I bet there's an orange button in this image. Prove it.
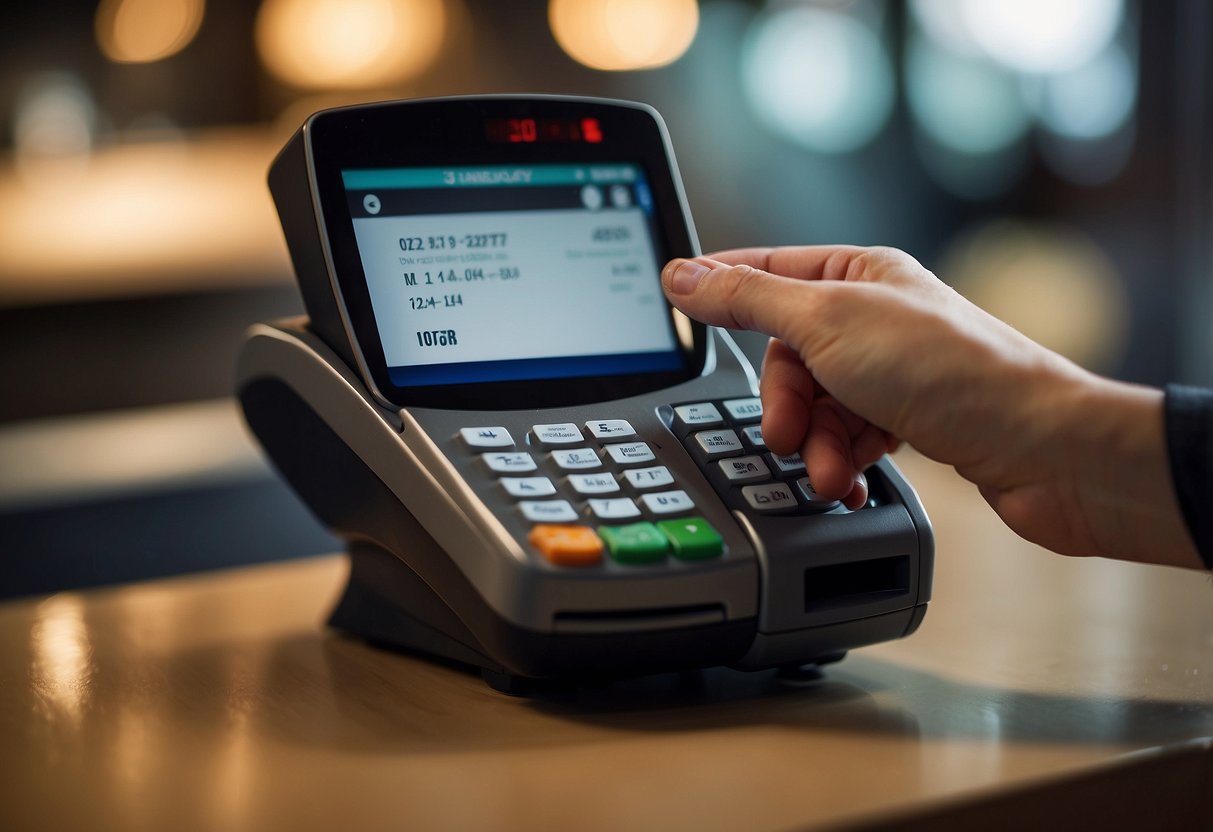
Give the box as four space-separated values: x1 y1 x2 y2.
528 524 603 567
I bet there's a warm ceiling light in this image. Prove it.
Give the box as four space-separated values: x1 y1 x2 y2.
96 0 205 64
255 0 446 90
548 0 699 72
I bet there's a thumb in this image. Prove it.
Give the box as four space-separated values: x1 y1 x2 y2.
661 257 812 340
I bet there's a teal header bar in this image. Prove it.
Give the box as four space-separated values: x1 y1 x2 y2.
342 163 638 190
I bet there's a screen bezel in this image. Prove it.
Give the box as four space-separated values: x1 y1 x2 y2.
303 96 707 411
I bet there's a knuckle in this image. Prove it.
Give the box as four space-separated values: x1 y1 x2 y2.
717 263 761 289
850 246 922 283
845 249 882 282
713 263 766 329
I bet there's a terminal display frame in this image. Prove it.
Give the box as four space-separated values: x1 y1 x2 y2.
301 96 709 411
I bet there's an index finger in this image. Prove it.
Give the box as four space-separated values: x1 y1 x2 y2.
708 245 870 281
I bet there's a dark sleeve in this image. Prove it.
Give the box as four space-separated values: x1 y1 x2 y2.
1164 384 1213 569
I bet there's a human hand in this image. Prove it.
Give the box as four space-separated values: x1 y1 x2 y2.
662 245 1201 568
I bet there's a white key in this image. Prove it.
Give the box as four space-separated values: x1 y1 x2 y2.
768 452 807 474
673 402 724 428
589 498 641 520
741 483 797 513
717 455 770 483
585 419 636 440
723 397 763 421
795 477 840 510
460 426 513 448
692 429 743 459
501 476 556 497
532 423 584 445
740 425 765 449
520 500 578 523
483 452 536 473
640 490 694 515
568 472 620 495
605 441 656 464
623 466 675 489
551 448 601 470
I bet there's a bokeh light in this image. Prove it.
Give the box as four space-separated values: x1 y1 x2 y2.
1025 42 1137 141
941 220 1130 371
13 74 96 187
0 130 286 303
255 0 446 90
740 6 894 154
548 0 699 72
905 34 1031 157
912 136 1030 201
961 0 1124 75
1036 125 1136 187
909 0 979 57
95 0 205 64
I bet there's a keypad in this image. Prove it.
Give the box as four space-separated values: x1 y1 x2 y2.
458 414 724 569
456 396 841 569
671 398 841 517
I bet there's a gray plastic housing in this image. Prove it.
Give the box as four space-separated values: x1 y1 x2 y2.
237 319 934 678
248 95 933 680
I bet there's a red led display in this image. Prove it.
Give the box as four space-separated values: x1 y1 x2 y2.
580 117 603 143
485 117 605 144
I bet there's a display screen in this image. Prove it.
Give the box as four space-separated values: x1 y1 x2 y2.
342 162 682 389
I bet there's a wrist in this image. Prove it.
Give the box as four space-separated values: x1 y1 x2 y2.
1058 373 1202 568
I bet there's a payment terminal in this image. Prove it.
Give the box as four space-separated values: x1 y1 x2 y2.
237 96 933 692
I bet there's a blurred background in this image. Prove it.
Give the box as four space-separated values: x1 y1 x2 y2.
0 0 1209 598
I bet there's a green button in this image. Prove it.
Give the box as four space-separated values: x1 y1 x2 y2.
657 517 724 561
598 522 669 564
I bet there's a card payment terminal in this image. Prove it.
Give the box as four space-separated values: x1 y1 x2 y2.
237 96 933 692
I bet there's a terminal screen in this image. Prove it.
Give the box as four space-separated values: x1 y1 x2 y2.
342 163 682 389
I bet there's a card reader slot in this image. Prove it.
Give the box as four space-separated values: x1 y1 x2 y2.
553 604 724 635
743 502 921 633
804 555 910 611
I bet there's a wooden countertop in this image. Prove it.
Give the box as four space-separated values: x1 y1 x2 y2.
2 451 1211 831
